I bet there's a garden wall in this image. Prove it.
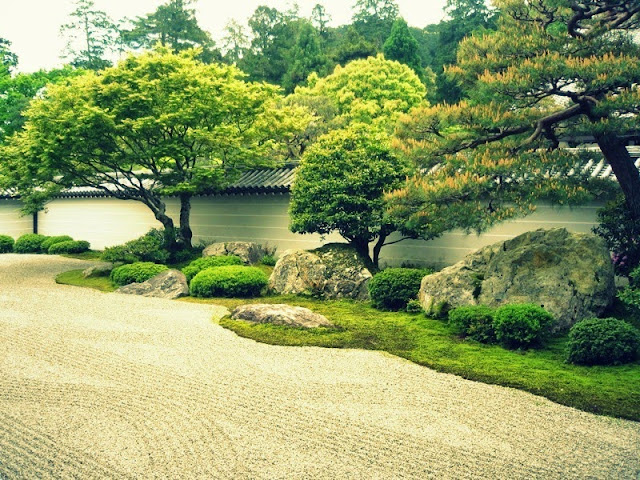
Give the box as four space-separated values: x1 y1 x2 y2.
0 200 33 238
32 193 603 268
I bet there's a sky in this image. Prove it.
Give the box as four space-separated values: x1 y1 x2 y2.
0 0 448 73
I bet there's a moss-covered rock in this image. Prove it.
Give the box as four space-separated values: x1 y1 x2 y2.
268 243 372 300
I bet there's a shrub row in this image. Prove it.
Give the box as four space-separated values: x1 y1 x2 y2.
2 233 90 254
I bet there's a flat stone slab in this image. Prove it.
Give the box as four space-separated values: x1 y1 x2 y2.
231 303 334 328
116 269 189 299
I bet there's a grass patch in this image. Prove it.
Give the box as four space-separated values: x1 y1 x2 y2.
55 269 640 421
55 269 116 292
60 250 104 261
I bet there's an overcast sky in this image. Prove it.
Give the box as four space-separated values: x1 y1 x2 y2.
1 0 448 73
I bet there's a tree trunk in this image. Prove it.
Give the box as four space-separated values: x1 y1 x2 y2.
372 232 388 270
178 193 193 249
143 195 178 251
351 237 373 267
595 133 640 221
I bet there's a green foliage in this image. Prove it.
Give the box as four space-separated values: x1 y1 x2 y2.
593 195 640 277
261 254 277 267
189 265 268 298
48 240 90 254
110 262 169 286
0 235 14 253
383 18 423 80
102 231 170 264
297 54 426 130
567 318 640 366
618 266 640 314
282 21 331 93
331 26 377 66
60 0 118 70
493 304 555 349
289 125 409 264
368 267 428 311
182 255 243 282
41 235 74 251
14 234 49 253
389 0 640 241
448 305 496 343
405 299 424 313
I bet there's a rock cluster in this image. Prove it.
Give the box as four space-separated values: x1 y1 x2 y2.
268 244 372 300
115 269 189 299
419 228 615 330
202 242 267 265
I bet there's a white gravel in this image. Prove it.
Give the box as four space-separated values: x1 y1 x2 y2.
0 254 638 479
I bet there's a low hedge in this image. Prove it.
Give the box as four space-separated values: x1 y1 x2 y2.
48 240 90 254
14 234 49 253
182 255 243 282
110 262 169 286
448 305 496 343
567 317 640 366
190 265 268 298
369 268 432 311
493 303 555 349
41 235 74 251
0 235 14 253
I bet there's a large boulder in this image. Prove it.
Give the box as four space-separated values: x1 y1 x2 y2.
269 244 373 300
115 269 189 299
231 304 334 328
419 228 615 331
202 241 266 265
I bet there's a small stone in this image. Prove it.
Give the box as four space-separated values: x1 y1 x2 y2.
115 269 189 299
231 304 334 328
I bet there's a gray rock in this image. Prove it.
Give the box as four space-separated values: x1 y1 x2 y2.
82 262 118 278
269 244 372 300
231 303 334 328
115 269 189 299
202 241 266 265
419 228 615 330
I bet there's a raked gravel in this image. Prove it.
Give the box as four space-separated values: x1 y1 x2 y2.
0 254 638 479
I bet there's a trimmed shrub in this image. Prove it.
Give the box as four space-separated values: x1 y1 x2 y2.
493 304 555 349
190 266 268 298
261 254 277 266
405 299 424 314
102 230 170 264
567 317 640 366
368 268 432 311
182 255 243 282
48 240 90 254
14 234 49 253
110 262 169 286
0 235 14 253
41 235 74 251
448 305 496 343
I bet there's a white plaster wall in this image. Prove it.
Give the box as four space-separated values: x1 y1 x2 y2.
0 200 33 239
36 194 603 268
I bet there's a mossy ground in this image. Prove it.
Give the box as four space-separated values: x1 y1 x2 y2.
57 267 640 421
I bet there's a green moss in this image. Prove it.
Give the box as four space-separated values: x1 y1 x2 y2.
55 269 116 292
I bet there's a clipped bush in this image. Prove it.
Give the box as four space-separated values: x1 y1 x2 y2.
448 305 496 343
110 262 169 286
190 266 268 298
41 235 74 252
14 233 49 253
182 255 243 282
0 235 14 253
48 240 90 254
368 268 432 311
102 230 170 264
567 317 640 366
493 303 555 349
261 254 277 266
405 299 424 314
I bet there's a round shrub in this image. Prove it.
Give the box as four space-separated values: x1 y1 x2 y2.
14 234 49 253
48 240 90 254
190 266 268 298
492 303 555 349
0 235 14 253
110 262 169 286
368 268 432 311
566 317 640 366
406 299 424 314
448 305 496 343
41 235 74 252
182 255 243 282
261 254 277 266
